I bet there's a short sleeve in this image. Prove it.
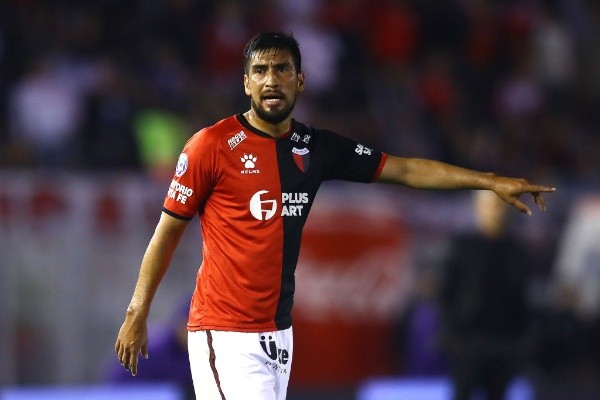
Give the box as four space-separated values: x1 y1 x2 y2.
162 129 219 220
320 130 387 183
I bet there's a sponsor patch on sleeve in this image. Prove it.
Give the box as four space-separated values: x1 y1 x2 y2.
175 153 188 177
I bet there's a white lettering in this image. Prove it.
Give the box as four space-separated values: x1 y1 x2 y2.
176 194 187 204
250 191 311 219
228 131 247 150
281 192 309 204
281 205 304 216
168 180 194 204
355 143 373 156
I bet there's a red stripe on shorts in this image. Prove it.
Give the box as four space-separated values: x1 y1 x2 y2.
206 330 227 400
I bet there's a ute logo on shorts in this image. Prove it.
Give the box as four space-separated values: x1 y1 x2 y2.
260 335 289 365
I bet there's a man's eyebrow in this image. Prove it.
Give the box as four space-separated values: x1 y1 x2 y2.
250 61 293 70
250 62 268 69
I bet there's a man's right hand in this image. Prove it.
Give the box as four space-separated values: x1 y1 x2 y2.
114 307 149 376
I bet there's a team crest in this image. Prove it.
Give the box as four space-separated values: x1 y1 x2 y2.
292 147 310 172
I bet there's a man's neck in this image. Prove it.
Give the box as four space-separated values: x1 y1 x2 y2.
244 110 291 138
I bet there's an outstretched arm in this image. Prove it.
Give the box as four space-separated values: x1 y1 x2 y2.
115 211 189 376
377 156 555 214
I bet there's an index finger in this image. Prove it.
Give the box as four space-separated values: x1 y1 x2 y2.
524 185 556 193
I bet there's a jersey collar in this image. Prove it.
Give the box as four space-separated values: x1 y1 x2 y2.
236 114 294 140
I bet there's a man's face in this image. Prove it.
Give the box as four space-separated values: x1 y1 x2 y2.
244 48 305 124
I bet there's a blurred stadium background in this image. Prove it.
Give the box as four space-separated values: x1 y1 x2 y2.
0 0 598 399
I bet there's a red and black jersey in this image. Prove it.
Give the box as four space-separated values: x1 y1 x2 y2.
163 114 387 332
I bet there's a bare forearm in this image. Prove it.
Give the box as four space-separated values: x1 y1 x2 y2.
129 240 176 313
128 213 188 314
116 212 188 376
377 155 555 214
378 156 494 190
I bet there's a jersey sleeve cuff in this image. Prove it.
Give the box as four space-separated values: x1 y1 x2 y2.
162 207 194 221
371 152 388 182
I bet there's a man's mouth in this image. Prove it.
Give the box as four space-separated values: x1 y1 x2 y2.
262 94 284 106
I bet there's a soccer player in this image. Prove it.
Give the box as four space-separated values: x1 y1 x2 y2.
115 32 555 400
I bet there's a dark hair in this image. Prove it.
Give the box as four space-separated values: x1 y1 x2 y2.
243 32 302 74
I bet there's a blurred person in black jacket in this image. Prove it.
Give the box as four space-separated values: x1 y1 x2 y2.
439 190 531 400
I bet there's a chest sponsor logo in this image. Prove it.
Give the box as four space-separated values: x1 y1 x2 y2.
240 153 260 174
355 143 373 156
250 190 277 220
292 147 310 173
249 190 309 220
228 131 247 150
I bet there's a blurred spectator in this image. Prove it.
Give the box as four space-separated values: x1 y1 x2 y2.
529 286 593 400
199 1 252 91
7 55 86 168
552 194 600 319
364 0 420 68
530 191 600 398
142 40 193 112
396 267 446 377
133 108 188 181
102 299 193 400
532 3 575 93
416 50 461 121
438 190 531 400
0 0 596 186
493 54 542 122
500 1 538 62
81 59 140 170
277 0 343 98
459 0 503 122
365 65 424 157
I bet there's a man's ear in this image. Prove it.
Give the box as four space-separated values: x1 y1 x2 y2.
244 75 251 96
297 71 305 93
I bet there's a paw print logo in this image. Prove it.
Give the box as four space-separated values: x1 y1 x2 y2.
241 153 257 169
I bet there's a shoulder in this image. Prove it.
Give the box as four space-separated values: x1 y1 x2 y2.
185 115 244 152
294 120 334 137
292 120 346 146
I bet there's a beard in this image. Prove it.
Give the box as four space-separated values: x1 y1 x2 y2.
251 96 296 124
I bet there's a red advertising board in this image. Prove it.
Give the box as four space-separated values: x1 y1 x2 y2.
290 188 412 386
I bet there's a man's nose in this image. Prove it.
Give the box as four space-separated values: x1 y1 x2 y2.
264 68 279 87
